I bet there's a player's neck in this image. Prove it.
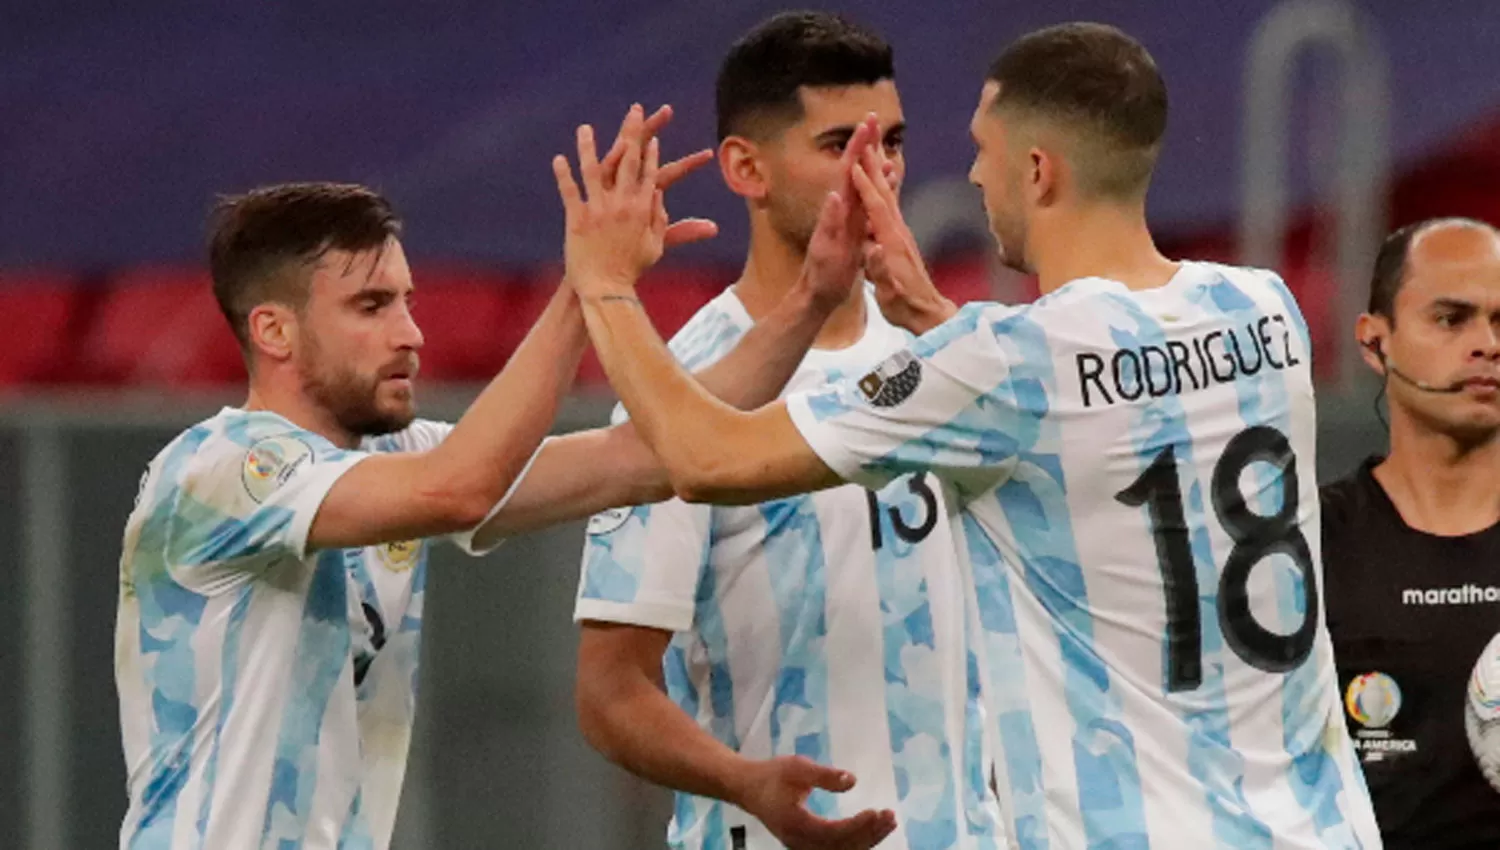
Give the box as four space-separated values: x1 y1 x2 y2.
1032 203 1176 295
244 373 361 449
734 228 867 351
1375 414 1500 536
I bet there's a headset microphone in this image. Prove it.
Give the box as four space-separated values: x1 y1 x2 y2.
1362 339 1470 394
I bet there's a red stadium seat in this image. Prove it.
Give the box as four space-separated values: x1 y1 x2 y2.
81 267 244 386
929 255 992 306
1277 258 1339 381
409 266 529 382
928 254 1037 306
1380 112 1500 229
0 271 88 386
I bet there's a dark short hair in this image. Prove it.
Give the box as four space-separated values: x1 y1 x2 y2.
715 11 894 142
986 22 1168 198
1369 217 1500 321
208 182 401 354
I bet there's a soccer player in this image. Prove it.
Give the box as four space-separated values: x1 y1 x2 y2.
572 13 1002 850
114 115 873 849
554 22 1382 850
1322 217 1500 849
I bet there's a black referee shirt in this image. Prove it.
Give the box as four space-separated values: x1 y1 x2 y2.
1321 457 1500 849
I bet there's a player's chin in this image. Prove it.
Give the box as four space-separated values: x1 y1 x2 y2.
376 385 418 421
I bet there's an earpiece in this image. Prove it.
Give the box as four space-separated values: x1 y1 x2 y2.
1362 337 1468 394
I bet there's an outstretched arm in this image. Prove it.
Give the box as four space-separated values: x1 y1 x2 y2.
470 265 852 540
311 106 719 550
551 112 893 504
578 294 838 505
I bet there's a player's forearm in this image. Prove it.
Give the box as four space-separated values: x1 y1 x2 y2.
697 279 836 409
478 424 668 538
579 294 764 496
900 296 959 336
506 282 839 526
422 285 588 524
577 667 755 807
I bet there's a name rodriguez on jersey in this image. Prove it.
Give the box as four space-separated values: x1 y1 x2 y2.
1076 312 1302 408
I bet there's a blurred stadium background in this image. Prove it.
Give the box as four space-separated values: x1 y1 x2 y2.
2 0 1497 846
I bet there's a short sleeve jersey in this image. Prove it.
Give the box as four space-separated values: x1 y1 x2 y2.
116 408 491 850
577 288 1004 850
785 263 1381 850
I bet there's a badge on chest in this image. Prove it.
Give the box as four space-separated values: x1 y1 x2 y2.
1345 671 1419 763
376 539 421 573
350 540 425 686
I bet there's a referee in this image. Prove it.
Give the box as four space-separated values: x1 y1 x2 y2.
1322 217 1500 848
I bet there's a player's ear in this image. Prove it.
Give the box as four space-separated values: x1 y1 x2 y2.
1355 312 1389 376
719 136 768 201
1029 146 1057 207
248 303 298 363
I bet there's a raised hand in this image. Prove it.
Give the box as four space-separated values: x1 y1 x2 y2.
734 756 897 850
797 114 881 312
850 144 958 335
552 105 668 297
597 104 719 248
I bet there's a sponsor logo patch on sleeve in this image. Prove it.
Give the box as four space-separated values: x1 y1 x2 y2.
857 350 922 408
242 435 315 503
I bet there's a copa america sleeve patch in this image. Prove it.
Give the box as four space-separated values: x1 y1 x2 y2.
241 435 315 503
586 506 632 536
857 350 922 407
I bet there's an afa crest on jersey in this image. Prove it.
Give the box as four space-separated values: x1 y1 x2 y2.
377 539 422 573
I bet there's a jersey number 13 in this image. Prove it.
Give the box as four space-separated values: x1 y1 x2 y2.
866 474 939 550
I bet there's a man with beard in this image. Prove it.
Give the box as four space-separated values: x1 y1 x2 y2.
572 12 1001 850
114 122 869 848
1322 217 1500 849
556 22 1380 849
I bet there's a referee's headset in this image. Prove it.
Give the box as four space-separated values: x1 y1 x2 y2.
1360 337 1469 394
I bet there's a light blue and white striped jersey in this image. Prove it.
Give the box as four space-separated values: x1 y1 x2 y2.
575 286 1005 850
115 408 491 850
786 263 1381 850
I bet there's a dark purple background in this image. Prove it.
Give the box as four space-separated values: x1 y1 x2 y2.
3 0 1496 267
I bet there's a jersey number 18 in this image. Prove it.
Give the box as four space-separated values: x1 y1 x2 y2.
1116 425 1318 692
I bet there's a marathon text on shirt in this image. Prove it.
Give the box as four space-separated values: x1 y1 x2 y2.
1402 584 1500 606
